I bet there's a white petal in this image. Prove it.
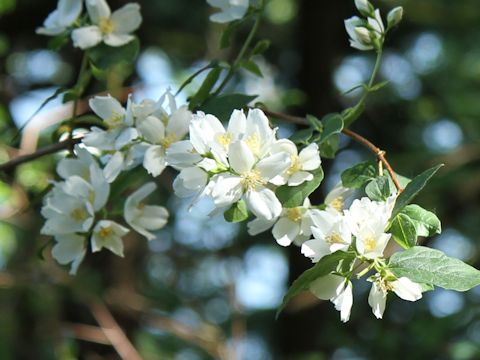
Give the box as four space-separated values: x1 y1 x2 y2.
299 143 321 171
368 282 387 319
227 109 247 139
189 113 225 154
392 277 423 302
166 140 202 169
210 174 243 208
86 0 111 24
301 239 331 263
104 33 134 47
309 274 345 300
51 233 86 273
332 281 353 323
245 187 282 221
229 140 255 174
247 217 276 236
89 95 125 121
166 106 191 140
137 116 165 144
256 152 291 181
287 171 313 186
272 217 300 246
111 3 142 34
143 145 166 177
103 151 124 183
71 26 103 49
89 163 110 210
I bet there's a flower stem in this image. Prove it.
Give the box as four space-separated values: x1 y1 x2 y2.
175 61 218 97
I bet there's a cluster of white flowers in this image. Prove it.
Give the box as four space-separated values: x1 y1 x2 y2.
345 0 402 51
168 109 322 221
37 0 142 50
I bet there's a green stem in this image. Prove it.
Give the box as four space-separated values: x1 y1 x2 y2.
69 52 90 143
175 61 217 97
212 11 262 96
343 48 383 127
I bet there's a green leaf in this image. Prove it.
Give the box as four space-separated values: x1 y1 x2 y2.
401 204 441 237
368 80 390 92
201 93 257 120
220 20 242 49
252 39 271 55
342 101 365 127
319 135 340 159
365 176 391 201
48 32 69 51
224 200 249 223
318 113 343 144
391 164 444 218
306 114 322 131
389 213 417 249
189 67 223 109
241 59 263 77
341 161 376 189
89 38 140 70
389 246 480 292
289 128 313 145
275 168 324 208
277 251 355 317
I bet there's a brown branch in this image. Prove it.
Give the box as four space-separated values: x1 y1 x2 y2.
260 108 404 193
0 137 82 173
63 322 111 345
89 299 143 360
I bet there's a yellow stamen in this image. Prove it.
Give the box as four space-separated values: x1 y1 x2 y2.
137 202 145 210
160 133 178 148
105 111 123 128
216 133 232 147
241 169 264 191
71 208 88 222
285 207 303 222
287 155 302 175
364 237 377 252
326 232 347 245
99 17 115 34
245 133 261 155
99 227 113 238
330 196 344 212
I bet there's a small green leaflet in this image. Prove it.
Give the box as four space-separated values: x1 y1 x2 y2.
241 59 263 77
275 168 324 208
319 135 340 159
318 113 343 145
224 200 249 223
401 204 441 237
89 37 140 70
365 176 391 201
341 161 376 189
276 251 355 318
289 128 313 146
251 39 270 55
389 213 417 249
189 67 223 109
201 94 257 120
389 246 480 292
391 164 444 218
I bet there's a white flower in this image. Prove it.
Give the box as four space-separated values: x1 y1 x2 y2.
71 0 142 49
269 140 321 186
354 0 372 16
310 274 353 323
387 6 403 28
37 0 83 36
247 198 312 246
91 220 129 256
324 182 354 213
301 209 352 262
51 234 86 275
354 221 391 259
56 144 97 180
368 9 385 35
345 16 374 51
368 274 423 319
210 140 290 220
173 167 210 203
207 0 249 24
124 182 169 240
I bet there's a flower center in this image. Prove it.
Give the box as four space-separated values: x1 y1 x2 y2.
106 111 123 128
287 155 302 175
245 133 261 155
71 208 88 222
99 226 113 238
216 133 232 148
160 133 178 148
330 196 344 212
364 236 377 252
326 232 347 245
137 202 145 210
286 207 303 222
241 169 264 190
99 17 115 34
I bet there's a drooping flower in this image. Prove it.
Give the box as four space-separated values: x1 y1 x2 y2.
206 0 249 24
36 0 83 36
310 274 354 323
368 274 423 319
51 233 87 275
91 220 130 256
124 182 169 240
71 0 142 49
269 139 322 186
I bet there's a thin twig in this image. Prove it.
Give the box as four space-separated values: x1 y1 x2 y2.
260 108 404 193
63 322 111 345
0 137 82 173
89 299 143 360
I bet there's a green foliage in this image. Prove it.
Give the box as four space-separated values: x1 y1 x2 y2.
389 213 417 249
389 246 480 292
318 113 343 144
401 205 441 237
251 39 271 55
289 128 313 145
341 161 376 189
89 38 140 70
189 67 223 109
275 168 324 208
224 200 249 223
391 164 444 218
365 176 391 201
241 59 263 77
201 93 257 120
277 251 355 317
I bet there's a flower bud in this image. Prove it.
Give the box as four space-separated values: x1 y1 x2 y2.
354 27 372 45
354 0 373 16
387 6 403 28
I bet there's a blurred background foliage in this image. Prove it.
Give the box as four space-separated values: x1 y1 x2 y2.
0 0 480 359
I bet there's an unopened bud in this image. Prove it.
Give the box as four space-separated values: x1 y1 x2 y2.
354 27 372 45
387 7 403 28
355 0 374 16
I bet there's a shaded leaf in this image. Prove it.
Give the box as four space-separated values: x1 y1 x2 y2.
341 161 376 189
402 204 441 237
224 200 249 223
365 176 391 201
276 168 324 208
389 213 417 249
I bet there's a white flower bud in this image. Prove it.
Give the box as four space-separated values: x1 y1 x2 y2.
387 6 403 28
354 27 372 45
354 0 373 16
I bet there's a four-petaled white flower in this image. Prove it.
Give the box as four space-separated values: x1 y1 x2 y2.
310 274 354 323
71 0 142 49
124 182 169 240
37 0 83 36
91 220 130 256
207 0 249 24
368 273 423 319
